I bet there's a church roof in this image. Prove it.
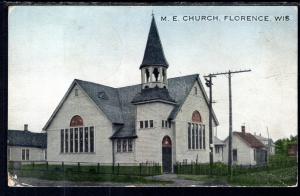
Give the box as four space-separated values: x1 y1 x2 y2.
131 87 176 104
75 80 124 124
43 74 219 138
234 132 265 148
214 136 225 146
140 16 169 69
8 130 47 148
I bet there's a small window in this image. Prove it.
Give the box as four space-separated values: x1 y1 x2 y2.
254 149 256 161
188 123 191 149
60 129 64 153
22 149 25 160
165 121 168 128
122 140 127 152
168 120 171 128
75 89 78 96
84 127 89 152
117 140 121 152
192 124 195 149
90 127 94 153
74 128 78 152
233 149 237 161
140 121 143 129
203 125 206 149
22 149 29 160
162 120 164 128
70 129 74 153
145 121 148 128
65 129 69 153
26 149 29 160
79 127 83 152
150 120 153 128
215 146 220 154
128 140 133 152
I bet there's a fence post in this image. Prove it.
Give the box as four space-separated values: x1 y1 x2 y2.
180 162 182 174
62 161 64 171
78 162 80 172
191 162 193 174
117 163 119 175
139 163 142 176
46 161 48 170
97 163 100 173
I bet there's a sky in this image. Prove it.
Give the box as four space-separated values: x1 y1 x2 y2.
8 6 298 141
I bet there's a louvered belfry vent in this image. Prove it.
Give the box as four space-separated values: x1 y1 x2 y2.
98 91 108 100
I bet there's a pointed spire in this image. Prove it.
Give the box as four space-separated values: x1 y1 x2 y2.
140 15 169 69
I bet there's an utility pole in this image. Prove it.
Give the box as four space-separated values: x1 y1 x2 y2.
266 126 270 164
204 69 251 177
204 74 215 175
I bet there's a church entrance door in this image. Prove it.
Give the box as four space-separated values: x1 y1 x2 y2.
162 136 172 173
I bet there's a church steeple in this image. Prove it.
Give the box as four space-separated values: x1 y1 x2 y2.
140 15 169 89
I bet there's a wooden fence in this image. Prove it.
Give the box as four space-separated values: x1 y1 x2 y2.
8 161 162 177
174 157 297 176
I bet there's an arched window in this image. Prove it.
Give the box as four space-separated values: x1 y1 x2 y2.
70 115 84 127
153 68 160 82
145 69 150 83
162 69 166 83
162 135 172 147
192 110 202 123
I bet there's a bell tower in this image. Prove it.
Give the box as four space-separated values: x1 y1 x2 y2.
140 15 169 89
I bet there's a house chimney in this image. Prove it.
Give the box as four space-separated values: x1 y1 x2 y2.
241 125 245 134
24 124 28 131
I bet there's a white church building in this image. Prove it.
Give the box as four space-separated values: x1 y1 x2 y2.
43 16 219 173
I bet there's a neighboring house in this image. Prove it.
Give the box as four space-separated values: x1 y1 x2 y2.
7 125 47 161
254 134 275 156
43 16 219 173
213 136 225 163
223 126 267 165
287 144 298 157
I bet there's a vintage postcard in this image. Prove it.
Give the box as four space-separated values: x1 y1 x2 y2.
7 5 297 187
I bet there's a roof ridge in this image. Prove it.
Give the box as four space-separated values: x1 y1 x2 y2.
8 130 45 134
75 79 117 90
75 74 200 90
234 132 265 148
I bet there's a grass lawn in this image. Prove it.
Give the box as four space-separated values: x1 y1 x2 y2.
16 170 171 184
9 163 169 184
229 166 297 186
178 166 298 186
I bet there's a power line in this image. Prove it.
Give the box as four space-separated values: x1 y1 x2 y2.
204 69 251 178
